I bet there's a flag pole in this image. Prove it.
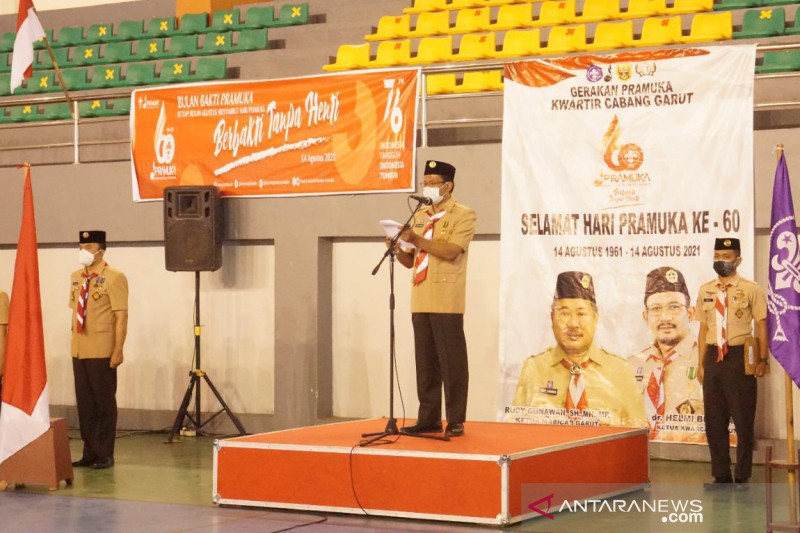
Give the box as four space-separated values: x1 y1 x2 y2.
776 143 798 524
33 9 73 119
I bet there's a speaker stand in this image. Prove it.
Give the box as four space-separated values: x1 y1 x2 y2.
167 271 247 443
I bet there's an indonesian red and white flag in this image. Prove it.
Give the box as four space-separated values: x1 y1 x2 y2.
10 0 46 94
0 164 50 465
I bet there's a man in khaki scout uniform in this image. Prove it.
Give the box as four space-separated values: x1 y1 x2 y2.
0 290 8 412
70 231 128 469
392 160 476 437
512 271 646 428
629 267 703 443
697 237 767 490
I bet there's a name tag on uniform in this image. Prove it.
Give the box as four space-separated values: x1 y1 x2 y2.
539 380 558 395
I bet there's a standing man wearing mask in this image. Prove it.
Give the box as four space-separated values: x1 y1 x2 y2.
696 237 767 490
390 160 477 437
70 231 128 469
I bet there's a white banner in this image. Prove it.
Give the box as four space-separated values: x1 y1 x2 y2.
499 46 756 443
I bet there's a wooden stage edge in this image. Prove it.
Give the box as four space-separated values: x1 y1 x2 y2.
213 418 650 526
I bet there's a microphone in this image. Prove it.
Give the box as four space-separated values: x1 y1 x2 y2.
409 194 432 205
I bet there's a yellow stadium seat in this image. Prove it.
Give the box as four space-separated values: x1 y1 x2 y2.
410 11 451 37
409 35 454 64
585 20 634 50
681 12 732 42
405 0 447 14
450 7 491 33
426 73 457 95
366 15 411 41
485 0 518 5
371 39 411 67
620 0 668 19
666 0 712 15
451 0 488 8
634 16 682 46
453 70 503 93
455 32 496 60
322 43 370 71
579 0 621 22
532 1 577 27
494 28 542 58
543 24 586 53
490 4 534 30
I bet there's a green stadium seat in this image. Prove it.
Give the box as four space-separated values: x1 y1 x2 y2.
179 13 209 34
123 62 156 86
18 70 56 93
0 108 11 124
756 49 800 73
84 23 114 44
148 16 178 37
761 0 796 6
103 41 134 64
0 32 14 53
33 29 53 50
273 3 309 27
135 38 169 60
60 68 90 91
106 97 131 116
734 7 785 38
211 9 245 31
237 28 268 51
201 32 234 54
115 20 146 41
244 6 275 29
36 46 68 69
192 56 227 80
90 65 122 88
160 60 191 83
55 26 85 47
0 53 9 73
9 105 41 122
42 102 73 120
169 34 200 56
786 10 800 34
0 74 11 96
714 0 761 10
72 44 102 66
79 99 107 118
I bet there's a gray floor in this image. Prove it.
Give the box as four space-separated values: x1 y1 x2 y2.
0 430 792 533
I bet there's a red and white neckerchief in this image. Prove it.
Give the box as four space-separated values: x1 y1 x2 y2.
644 349 680 439
560 359 589 417
413 210 447 286
76 272 99 334
715 282 731 362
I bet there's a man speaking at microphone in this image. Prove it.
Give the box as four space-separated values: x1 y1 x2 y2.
390 160 477 437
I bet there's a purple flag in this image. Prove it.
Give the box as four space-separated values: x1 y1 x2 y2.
768 152 800 387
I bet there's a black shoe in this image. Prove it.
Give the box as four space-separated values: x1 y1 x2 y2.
703 477 733 490
71 457 96 467
401 423 443 434
445 423 464 437
734 479 750 491
90 457 114 469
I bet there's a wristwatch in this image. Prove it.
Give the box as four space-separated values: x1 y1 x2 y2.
759 357 769 364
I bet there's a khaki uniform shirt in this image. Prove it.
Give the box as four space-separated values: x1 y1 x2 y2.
629 335 705 442
696 274 767 346
511 344 647 428
0 291 7 374
69 261 128 359
409 195 477 314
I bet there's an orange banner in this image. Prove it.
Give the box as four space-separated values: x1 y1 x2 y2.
130 69 419 201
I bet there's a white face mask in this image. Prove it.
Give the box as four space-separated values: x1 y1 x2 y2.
423 184 446 205
79 248 98 267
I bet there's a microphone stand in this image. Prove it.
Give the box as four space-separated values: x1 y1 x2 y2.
361 198 449 446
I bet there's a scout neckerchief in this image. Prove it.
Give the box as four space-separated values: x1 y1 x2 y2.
560 359 589 416
76 262 106 334
715 281 731 362
645 349 680 439
413 210 447 286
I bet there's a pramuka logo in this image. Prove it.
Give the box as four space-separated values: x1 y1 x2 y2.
594 115 650 190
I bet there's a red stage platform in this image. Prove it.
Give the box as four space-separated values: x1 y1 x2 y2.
213 419 649 526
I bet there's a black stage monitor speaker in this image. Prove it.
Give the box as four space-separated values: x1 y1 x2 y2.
164 186 223 272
